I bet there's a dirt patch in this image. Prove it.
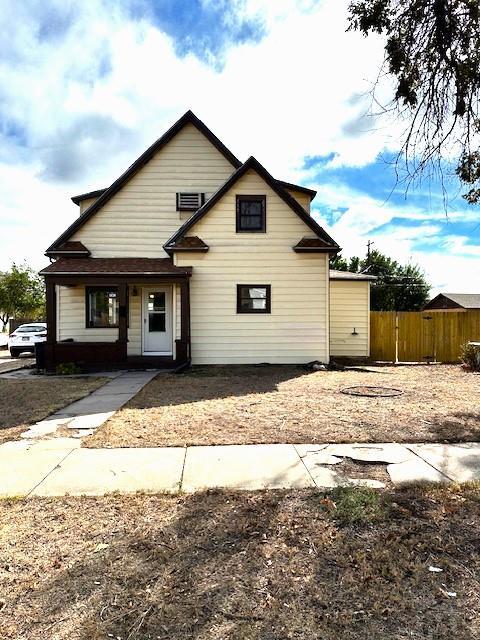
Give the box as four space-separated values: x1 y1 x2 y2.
0 485 478 639
86 364 480 448
0 377 107 445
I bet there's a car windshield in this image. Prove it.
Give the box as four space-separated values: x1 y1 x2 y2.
16 325 46 334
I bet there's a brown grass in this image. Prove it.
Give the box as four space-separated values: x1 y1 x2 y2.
86 364 480 449
0 377 106 445
1 485 479 639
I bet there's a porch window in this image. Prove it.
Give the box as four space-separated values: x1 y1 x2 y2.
236 195 266 232
237 284 271 314
86 287 119 328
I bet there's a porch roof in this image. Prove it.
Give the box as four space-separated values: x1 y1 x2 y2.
40 257 192 277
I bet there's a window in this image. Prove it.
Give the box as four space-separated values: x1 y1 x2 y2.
237 285 271 314
86 287 119 328
236 195 266 232
176 192 205 211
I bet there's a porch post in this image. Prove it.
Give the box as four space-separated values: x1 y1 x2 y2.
45 278 57 344
118 281 128 344
179 278 191 362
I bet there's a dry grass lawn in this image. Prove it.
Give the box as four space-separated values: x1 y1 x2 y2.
1 485 479 639
86 364 480 448
0 377 106 445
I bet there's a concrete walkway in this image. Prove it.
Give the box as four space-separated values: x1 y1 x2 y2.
1 440 479 498
20 370 158 438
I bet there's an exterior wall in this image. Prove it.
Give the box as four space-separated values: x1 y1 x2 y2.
57 285 117 343
79 197 100 215
175 169 329 365
285 189 311 213
71 123 236 257
58 284 178 356
329 280 370 357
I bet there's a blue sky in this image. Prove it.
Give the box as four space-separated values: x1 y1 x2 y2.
0 0 478 292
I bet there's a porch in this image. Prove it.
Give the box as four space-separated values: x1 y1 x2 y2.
40 258 192 372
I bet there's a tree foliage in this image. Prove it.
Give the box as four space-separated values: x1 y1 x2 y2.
349 0 480 202
331 249 431 311
0 263 45 331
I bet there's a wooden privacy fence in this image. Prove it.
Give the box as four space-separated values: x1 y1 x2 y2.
370 310 480 363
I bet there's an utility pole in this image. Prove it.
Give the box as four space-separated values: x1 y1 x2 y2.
366 239 374 265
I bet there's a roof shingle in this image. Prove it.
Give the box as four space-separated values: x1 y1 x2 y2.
40 257 192 276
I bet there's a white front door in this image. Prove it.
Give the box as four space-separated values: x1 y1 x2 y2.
142 287 173 355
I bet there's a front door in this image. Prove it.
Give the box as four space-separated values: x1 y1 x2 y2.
142 287 173 355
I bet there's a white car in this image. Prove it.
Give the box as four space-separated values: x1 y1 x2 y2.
0 333 7 349
8 323 47 358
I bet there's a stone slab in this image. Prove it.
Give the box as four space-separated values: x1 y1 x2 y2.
0 445 74 497
182 444 314 491
295 445 343 466
325 443 415 464
32 447 185 496
407 443 480 483
65 411 115 430
387 458 450 486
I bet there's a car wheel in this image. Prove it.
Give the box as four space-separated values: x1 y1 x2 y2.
10 348 20 358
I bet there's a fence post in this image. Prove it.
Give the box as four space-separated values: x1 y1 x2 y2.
395 312 399 363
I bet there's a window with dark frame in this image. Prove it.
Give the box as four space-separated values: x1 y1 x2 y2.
86 287 119 328
237 285 271 314
236 195 266 232
176 192 205 211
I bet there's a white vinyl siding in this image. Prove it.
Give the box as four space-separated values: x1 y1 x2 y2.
285 188 311 213
79 197 101 215
175 169 329 364
329 280 370 357
70 123 236 257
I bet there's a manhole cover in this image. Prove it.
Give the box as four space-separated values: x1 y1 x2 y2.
341 386 403 397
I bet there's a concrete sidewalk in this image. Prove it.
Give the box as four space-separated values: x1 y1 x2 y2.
1 440 479 498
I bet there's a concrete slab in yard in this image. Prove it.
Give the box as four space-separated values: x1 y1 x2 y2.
0 442 74 497
182 444 314 491
32 447 185 496
65 411 115 430
387 458 450 486
407 443 480 483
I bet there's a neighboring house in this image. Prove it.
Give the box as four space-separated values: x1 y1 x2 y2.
41 111 374 371
424 293 480 312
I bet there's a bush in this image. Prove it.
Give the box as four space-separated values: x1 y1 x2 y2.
55 362 82 375
460 342 480 371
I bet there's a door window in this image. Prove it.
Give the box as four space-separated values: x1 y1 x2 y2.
148 292 166 332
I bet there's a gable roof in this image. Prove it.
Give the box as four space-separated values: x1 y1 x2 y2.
164 156 339 253
425 293 480 309
47 110 242 253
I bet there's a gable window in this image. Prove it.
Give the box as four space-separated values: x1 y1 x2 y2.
236 195 266 232
176 192 205 211
86 287 119 328
237 284 271 314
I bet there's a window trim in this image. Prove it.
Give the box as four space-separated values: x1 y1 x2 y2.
85 286 121 329
236 195 266 233
236 284 271 314
176 192 206 211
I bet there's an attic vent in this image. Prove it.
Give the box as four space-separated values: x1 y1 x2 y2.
176 192 205 211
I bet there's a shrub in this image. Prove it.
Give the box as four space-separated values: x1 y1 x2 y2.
460 342 480 371
55 362 82 375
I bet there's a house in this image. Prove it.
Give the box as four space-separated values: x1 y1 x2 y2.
424 293 480 312
40 111 375 371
